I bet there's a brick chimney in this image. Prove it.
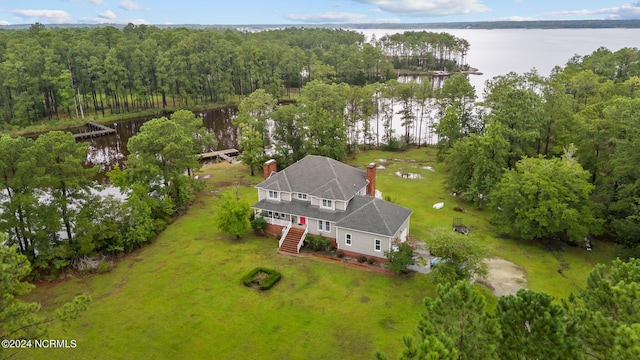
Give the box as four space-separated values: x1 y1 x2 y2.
366 163 376 197
263 159 277 179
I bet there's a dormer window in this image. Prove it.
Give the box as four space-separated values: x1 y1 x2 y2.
268 190 279 200
297 193 308 200
321 199 333 209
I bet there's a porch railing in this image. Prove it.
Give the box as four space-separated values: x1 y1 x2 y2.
278 221 292 249
267 217 290 227
297 224 308 253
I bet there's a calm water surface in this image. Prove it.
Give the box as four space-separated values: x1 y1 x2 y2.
362 28 640 95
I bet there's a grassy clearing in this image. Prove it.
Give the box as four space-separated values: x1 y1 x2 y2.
17 148 619 359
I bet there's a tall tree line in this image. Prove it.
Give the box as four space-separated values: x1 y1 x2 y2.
0 24 405 127
0 26 475 128
379 31 470 72
234 78 441 172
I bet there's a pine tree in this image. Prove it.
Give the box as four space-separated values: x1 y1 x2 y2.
417 281 499 360
495 289 582 360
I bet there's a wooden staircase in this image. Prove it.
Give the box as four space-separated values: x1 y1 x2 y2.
279 227 305 254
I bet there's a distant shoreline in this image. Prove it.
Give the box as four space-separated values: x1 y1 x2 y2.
1 19 640 30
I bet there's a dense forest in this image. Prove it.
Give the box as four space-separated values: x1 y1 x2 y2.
0 25 469 128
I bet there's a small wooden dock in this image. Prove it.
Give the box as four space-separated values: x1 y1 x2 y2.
198 148 239 163
74 122 116 139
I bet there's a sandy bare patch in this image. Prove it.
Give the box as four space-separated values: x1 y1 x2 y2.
479 258 527 297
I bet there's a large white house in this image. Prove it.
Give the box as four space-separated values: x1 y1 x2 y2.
251 155 412 261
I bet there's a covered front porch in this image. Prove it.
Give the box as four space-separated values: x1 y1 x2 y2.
253 209 308 254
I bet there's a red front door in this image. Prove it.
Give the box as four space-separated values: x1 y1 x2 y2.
300 217 306 225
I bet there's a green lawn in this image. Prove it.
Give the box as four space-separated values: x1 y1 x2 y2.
18 148 619 359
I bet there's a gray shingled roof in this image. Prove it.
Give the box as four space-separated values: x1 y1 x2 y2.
337 196 413 236
256 155 368 201
252 195 412 237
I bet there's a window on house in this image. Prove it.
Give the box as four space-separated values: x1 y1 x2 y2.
321 199 333 209
345 233 352 246
318 220 331 232
297 193 308 200
268 190 279 200
374 239 381 252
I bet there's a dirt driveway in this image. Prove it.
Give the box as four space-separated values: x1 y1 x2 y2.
479 258 527 297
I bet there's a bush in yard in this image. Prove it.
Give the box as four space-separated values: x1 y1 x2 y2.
384 239 415 273
250 216 268 235
213 187 250 238
307 235 333 251
242 267 282 290
427 227 487 283
358 255 368 263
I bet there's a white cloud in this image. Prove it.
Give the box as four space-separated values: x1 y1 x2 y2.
0 20 11 25
545 2 640 19
98 10 116 20
119 0 149 11
12 9 73 23
353 0 490 17
79 16 148 25
285 12 368 23
70 0 104 5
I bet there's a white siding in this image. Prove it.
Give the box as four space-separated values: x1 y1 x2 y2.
257 188 267 201
335 200 347 211
281 192 292 202
311 197 320 207
335 227 391 258
308 218 336 238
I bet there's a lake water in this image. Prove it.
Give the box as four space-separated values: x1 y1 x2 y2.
83 28 639 180
361 28 640 96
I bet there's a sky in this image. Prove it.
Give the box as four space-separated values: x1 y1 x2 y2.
1 0 640 26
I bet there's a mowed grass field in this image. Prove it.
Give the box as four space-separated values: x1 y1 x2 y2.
18 147 619 359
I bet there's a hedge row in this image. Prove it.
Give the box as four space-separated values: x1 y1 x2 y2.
242 267 282 290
